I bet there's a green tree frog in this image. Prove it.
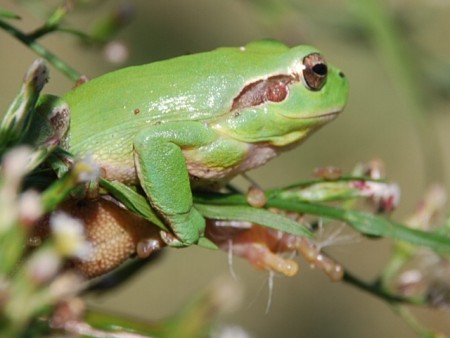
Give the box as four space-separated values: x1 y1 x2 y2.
46 40 349 247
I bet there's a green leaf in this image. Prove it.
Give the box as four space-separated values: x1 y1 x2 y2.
194 204 312 238
0 8 21 19
99 181 311 243
267 199 450 252
0 59 48 154
197 237 218 250
99 179 168 231
187 192 450 251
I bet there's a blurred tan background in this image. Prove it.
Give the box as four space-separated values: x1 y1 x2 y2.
1 0 450 337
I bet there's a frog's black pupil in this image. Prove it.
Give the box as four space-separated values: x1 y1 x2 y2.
313 63 327 76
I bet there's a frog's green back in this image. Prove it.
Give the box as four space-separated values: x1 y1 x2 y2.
64 41 320 153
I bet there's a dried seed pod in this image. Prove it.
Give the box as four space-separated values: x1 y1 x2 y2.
206 218 344 281
33 197 163 278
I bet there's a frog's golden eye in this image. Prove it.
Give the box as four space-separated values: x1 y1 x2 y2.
302 53 328 91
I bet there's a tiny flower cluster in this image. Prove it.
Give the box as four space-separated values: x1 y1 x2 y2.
0 147 99 336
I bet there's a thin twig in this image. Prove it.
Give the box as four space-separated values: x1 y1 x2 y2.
0 18 80 81
342 270 424 305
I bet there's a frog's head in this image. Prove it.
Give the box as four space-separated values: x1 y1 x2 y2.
221 45 349 147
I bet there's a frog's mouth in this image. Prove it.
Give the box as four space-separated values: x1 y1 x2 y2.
307 110 341 119
280 109 342 121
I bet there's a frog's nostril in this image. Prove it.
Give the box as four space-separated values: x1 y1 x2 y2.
338 71 345 78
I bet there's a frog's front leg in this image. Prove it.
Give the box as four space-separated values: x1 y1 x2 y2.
133 121 223 247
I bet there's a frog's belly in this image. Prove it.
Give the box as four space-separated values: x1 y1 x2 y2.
99 158 138 185
98 157 231 187
186 143 279 182
95 143 279 186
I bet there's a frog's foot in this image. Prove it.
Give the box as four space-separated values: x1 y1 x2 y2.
160 208 206 247
160 230 217 249
159 231 186 247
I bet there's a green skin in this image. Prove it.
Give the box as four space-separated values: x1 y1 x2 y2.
53 40 348 246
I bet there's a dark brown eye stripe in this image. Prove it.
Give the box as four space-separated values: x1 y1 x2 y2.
231 53 328 112
231 75 296 111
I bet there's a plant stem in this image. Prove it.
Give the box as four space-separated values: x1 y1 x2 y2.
0 19 80 81
342 270 423 305
350 0 444 182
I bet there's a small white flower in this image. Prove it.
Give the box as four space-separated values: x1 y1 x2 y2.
1 146 33 187
212 325 252 338
18 190 43 226
352 181 400 212
73 154 100 183
26 249 61 284
0 148 32 231
103 40 129 64
48 273 85 300
50 212 91 259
